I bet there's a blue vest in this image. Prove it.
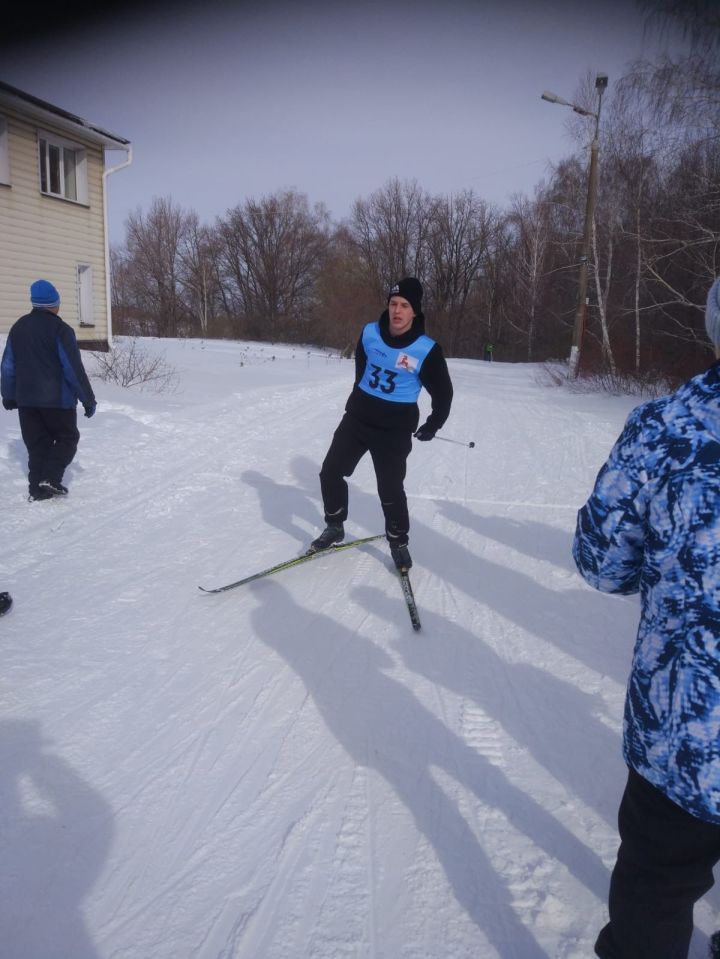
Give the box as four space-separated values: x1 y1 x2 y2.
357 322 434 403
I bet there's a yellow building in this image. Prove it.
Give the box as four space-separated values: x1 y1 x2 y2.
0 80 131 349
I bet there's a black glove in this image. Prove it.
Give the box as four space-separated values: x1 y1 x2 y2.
414 423 436 442
84 402 97 418
2 398 18 411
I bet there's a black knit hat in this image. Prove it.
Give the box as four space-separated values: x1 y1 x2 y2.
388 277 423 316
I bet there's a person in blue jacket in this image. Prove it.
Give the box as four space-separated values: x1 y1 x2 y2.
310 277 453 570
1 280 97 501
573 276 720 959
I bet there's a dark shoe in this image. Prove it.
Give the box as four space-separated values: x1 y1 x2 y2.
309 523 344 552
39 479 68 495
0 592 12 616
28 487 54 502
390 544 412 570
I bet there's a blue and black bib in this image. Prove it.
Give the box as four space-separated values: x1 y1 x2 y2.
357 322 435 404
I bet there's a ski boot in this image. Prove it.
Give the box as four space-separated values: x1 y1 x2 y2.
309 523 344 553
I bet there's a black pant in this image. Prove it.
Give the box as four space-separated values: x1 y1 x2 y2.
595 766 720 959
319 413 413 542
18 407 80 491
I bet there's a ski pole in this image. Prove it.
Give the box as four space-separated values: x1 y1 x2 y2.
435 436 475 448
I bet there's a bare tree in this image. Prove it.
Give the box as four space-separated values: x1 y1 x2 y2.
313 226 379 351
425 190 495 355
639 0 720 55
348 178 433 299
124 197 194 337
640 138 719 341
216 190 330 342
506 192 553 361
473 217 515 360
602 77 662 370
619 46 719 366
177 213 225 337
109 245 136 335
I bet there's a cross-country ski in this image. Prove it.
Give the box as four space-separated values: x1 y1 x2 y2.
199 534 383 593
398 568 421 630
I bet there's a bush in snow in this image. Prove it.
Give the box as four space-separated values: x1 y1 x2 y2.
90 338 178 393
537 360 678 399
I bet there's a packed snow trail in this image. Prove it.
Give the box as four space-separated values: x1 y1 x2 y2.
1 338 717 958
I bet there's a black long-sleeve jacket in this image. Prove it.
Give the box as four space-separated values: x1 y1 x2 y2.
1 308 96 409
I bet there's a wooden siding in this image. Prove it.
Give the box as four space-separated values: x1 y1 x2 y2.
0 106 109 344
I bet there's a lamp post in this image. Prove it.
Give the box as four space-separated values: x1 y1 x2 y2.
542 74 607 378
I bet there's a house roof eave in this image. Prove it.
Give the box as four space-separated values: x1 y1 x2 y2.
0 80 131 149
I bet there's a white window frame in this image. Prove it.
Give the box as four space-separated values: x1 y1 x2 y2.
0 116 9 185
38 129 88 204
77 263 95 327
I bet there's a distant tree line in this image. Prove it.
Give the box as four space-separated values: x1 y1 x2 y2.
111 4 718 380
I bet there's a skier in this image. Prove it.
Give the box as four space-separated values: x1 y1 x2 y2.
1 280 97 501
573 276 720 959
0 592 11 616
310 277 453 570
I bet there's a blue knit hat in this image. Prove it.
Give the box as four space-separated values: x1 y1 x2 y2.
706 277 720 347
30 279 60 309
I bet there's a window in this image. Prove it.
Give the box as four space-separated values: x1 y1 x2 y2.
77 264 94 327
0 116 8 184
38 132 87 203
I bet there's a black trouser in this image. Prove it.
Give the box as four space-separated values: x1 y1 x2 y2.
595 766 720 959
319 413 413 543
18 407 80 491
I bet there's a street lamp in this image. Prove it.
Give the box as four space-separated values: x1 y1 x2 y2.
542 73 608 378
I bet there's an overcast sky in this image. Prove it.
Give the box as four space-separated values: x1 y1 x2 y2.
1 0 680 245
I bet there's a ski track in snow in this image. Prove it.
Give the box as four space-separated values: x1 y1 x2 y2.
1 338 717 959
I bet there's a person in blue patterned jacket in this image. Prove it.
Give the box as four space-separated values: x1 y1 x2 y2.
573 276 720 959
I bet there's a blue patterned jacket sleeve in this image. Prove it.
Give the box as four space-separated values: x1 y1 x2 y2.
573 406 648 594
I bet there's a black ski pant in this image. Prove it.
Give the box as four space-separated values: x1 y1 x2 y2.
319 413 412 544
18 407 80 492
595 765 720 959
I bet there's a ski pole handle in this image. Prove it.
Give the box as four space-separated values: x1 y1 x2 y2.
435 436 475 448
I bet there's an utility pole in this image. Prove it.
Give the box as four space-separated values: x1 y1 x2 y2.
542 74 608 378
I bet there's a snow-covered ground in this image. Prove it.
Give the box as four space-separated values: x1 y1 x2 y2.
1 337 717 958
